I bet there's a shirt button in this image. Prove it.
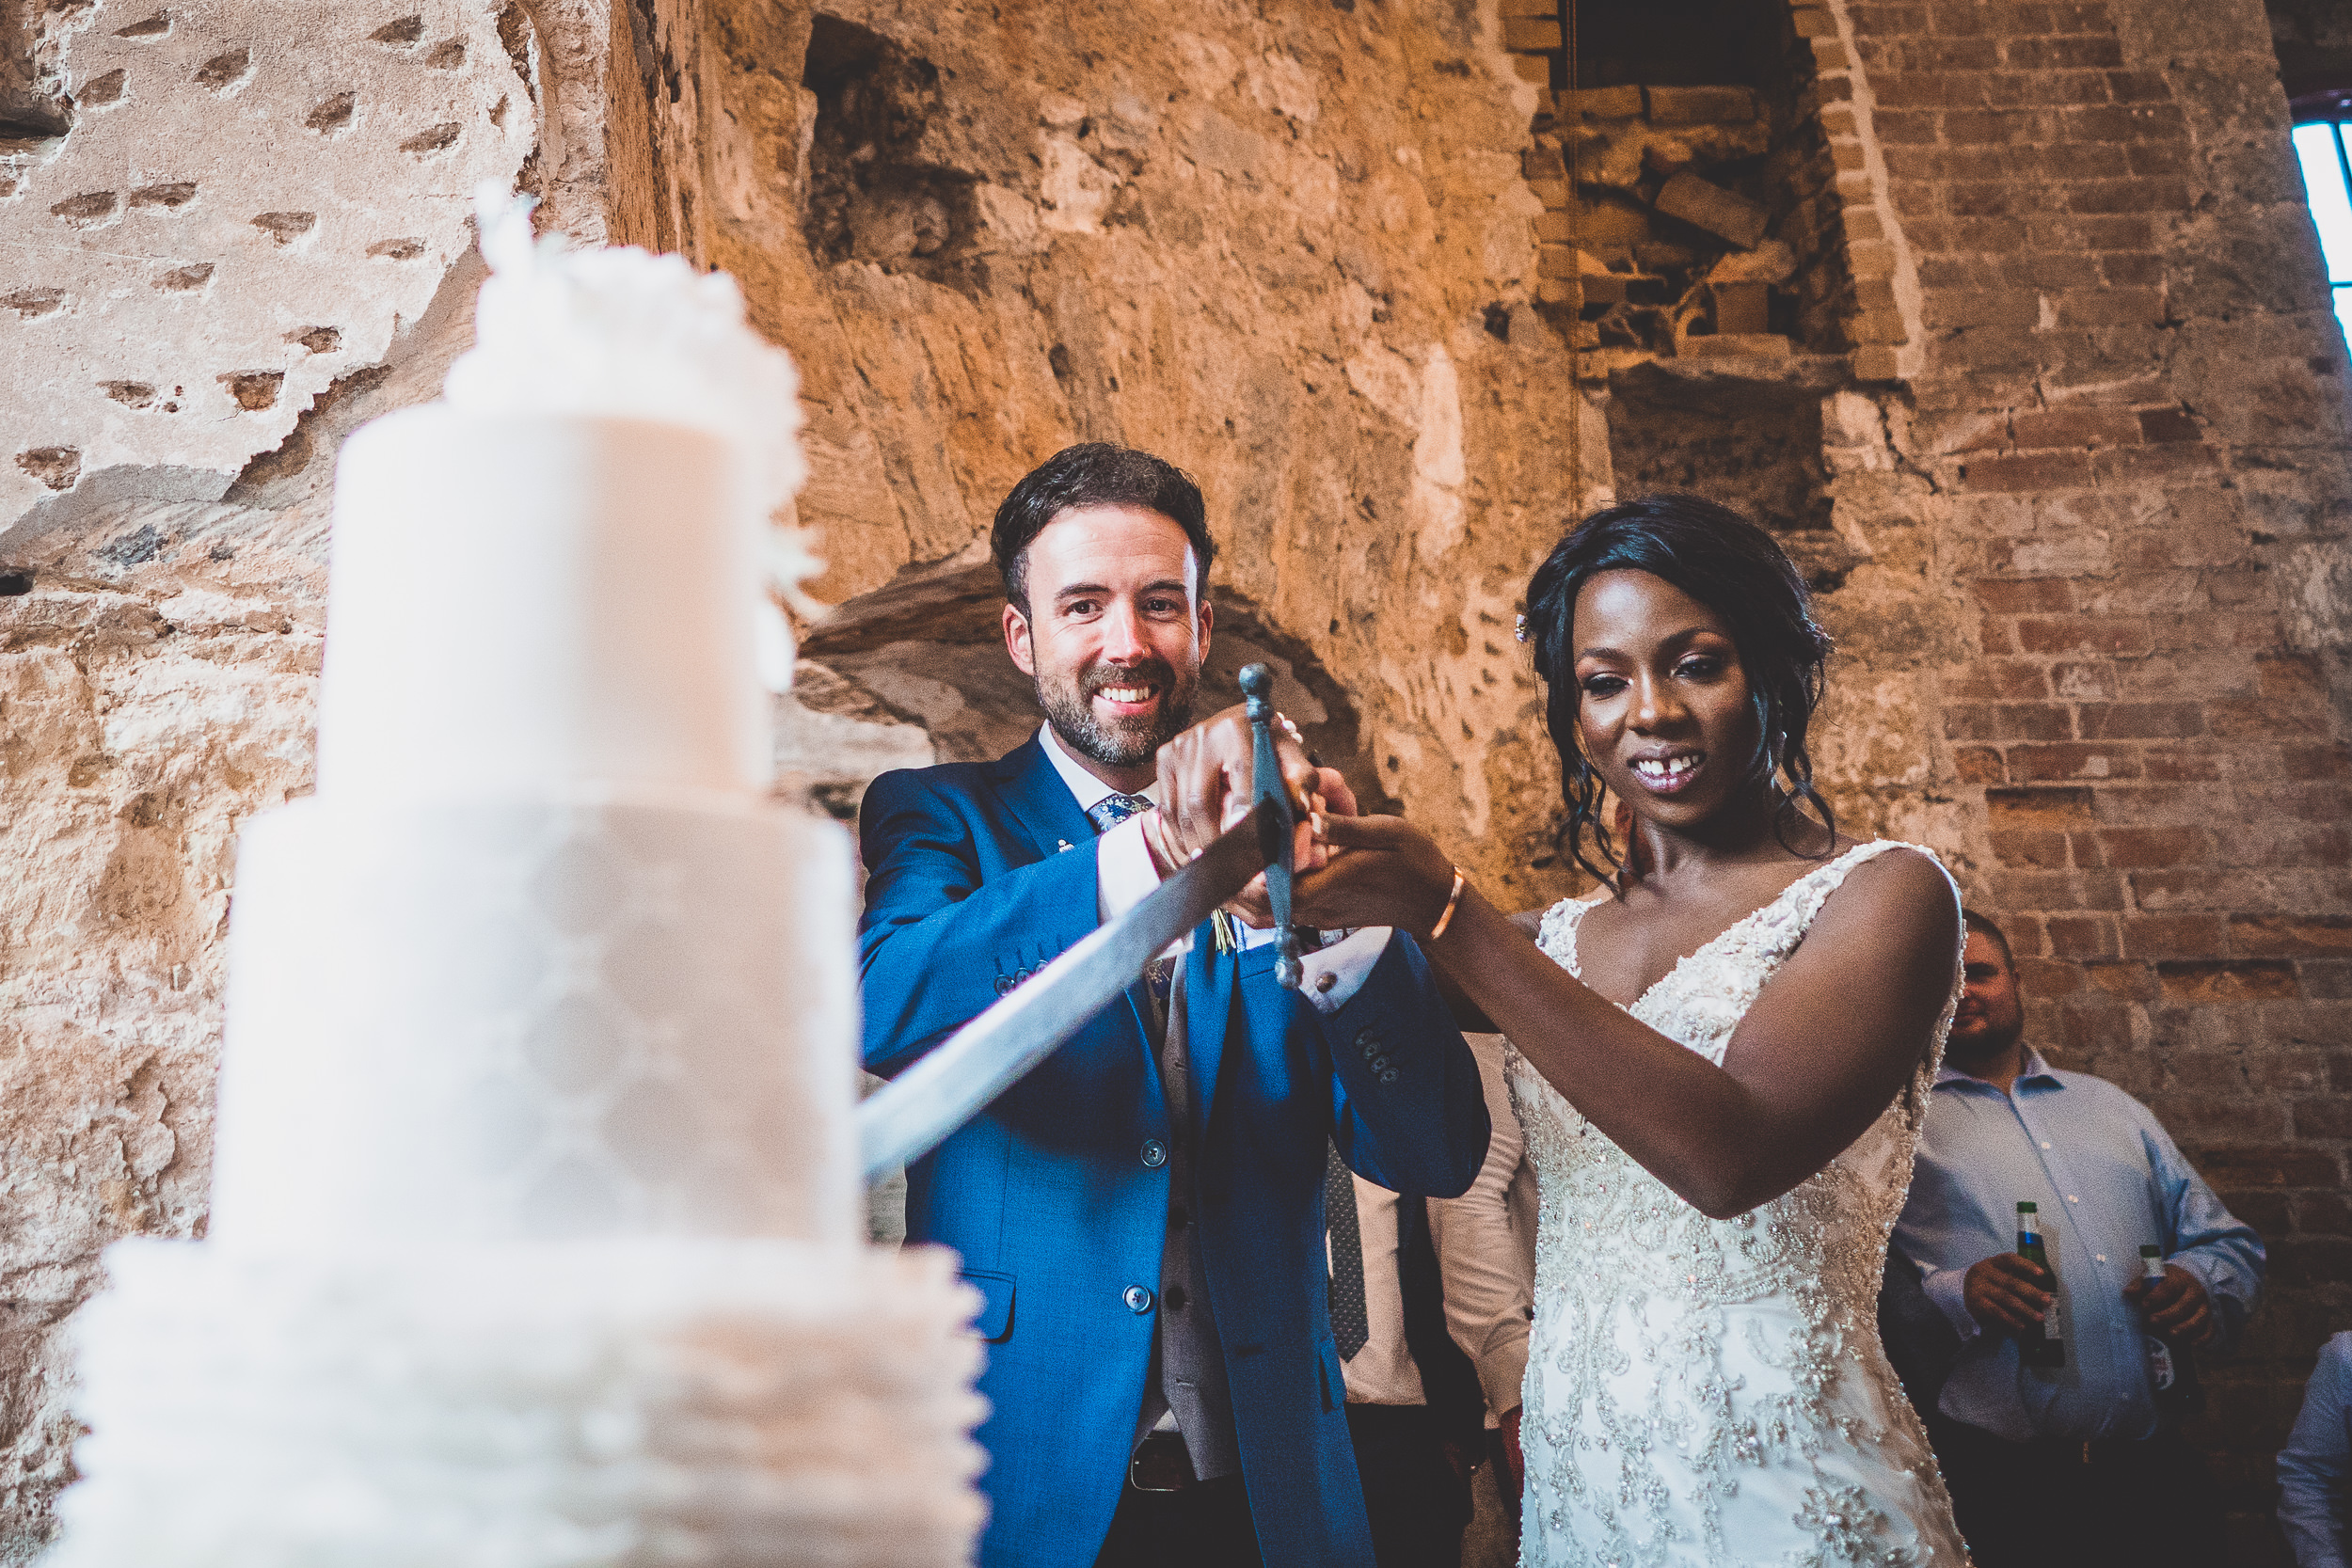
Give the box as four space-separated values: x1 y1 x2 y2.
2096 1255 2107 1263
1140 1139 1168 1168
2041 1141 2051 1149
1124 1285 1154 1314
2067 1195 2079 1203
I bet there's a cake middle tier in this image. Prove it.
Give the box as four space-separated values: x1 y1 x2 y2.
209 791 857 1248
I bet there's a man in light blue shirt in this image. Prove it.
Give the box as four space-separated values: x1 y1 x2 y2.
2280 1332 2352 1567
1894 911 2265 1568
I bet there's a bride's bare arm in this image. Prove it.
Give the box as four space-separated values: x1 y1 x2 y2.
1296 816 1960 1220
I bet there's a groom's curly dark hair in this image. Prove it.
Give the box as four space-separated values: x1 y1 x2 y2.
1523 493 1836 893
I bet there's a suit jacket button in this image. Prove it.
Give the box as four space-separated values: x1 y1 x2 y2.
1378 1068 1400 1084
1124 1285 1154 1314
1369 1055 1390 1073
994 976 1012 996
1141 1139 1168 1168
1354 1028 1375 1049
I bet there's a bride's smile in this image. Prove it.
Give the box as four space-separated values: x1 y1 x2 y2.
1567 569 1760 827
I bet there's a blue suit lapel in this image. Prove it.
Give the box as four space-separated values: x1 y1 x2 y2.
990 735 1095 862
990 733 1159 1066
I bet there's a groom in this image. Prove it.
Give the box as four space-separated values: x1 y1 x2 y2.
858 443 1489 1568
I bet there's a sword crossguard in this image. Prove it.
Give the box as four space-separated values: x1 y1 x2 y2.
1239 663 1303 990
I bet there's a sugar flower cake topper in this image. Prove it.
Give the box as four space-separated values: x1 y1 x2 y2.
452 183 824 689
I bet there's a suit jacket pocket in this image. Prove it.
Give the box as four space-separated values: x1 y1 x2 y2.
961 1269 1015 1342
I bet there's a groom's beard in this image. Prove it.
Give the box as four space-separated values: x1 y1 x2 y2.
1037 657 1198 770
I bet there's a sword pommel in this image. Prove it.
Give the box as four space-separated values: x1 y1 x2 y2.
1239 662 1303 989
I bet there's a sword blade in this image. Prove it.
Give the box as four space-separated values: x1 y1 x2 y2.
856 799 1281 1180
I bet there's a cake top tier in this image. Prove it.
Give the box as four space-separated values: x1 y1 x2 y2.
317 190 816 803
449 186 809 537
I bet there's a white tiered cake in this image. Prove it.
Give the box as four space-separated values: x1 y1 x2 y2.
53 198 987 1568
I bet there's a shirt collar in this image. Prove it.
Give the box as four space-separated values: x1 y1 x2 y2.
1934 1047 2062 1091
1038 723 1162 815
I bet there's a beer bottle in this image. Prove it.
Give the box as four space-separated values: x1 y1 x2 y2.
2016 1201 2065 1368
2138 1245 2206 1415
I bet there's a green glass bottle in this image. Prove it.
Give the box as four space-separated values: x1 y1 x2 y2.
2016 1201 2064 1368
2138 1245 2206 1415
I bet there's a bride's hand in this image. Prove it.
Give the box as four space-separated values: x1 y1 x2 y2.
1291 815 1458 936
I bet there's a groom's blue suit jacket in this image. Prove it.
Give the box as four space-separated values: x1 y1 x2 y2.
858 736 1489 1568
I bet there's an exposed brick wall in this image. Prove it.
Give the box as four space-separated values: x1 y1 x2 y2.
1848 0 2352 1555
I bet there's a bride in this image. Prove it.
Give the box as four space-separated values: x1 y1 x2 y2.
1290 496 1971 1565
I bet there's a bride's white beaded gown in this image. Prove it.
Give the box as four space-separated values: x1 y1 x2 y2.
1505 841 1974 1567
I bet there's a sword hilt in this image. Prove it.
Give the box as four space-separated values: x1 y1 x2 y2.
1239 663 1302 990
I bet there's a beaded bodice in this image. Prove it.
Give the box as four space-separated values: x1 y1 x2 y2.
1503 841 1969 1568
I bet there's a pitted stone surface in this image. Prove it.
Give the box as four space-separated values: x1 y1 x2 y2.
0 0 531 528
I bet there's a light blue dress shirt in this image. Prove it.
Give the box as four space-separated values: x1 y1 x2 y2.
1893 1052 2265 1444
2280 1332 2352 1567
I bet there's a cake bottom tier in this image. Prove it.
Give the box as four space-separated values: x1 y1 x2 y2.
54 1239 989 1568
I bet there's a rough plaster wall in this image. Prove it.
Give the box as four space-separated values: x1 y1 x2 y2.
0 0 533 525
0 1 620 1551
640 0 1613 903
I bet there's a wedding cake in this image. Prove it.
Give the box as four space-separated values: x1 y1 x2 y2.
52 194 988 1568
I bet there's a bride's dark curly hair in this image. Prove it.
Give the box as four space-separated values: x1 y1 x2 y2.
1523 493 1836 890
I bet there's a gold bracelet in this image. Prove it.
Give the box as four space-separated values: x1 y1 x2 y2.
1428 866 1468 942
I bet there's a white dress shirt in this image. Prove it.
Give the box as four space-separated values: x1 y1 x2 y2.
1333 1177 1427 1405
1428 1033 1537 1425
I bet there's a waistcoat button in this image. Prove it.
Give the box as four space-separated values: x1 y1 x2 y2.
1141 1139 1168 1168
1124 1285 1154 1314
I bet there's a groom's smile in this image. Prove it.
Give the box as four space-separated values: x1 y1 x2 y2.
1002 500 1213 793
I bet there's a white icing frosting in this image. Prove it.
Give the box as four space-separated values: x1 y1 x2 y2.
452 185 808 531
54 1240 990 1568
208 793 859 1251
446 185 821 693
318 411 775 800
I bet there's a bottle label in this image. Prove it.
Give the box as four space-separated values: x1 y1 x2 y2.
2146 1336 2176 1391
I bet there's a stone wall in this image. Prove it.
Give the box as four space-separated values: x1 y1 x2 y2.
1 0 2347 1559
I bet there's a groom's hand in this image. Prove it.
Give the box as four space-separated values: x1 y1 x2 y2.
1152 705 1329 926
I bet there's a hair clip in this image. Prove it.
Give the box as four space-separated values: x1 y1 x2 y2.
1514 613 1530 643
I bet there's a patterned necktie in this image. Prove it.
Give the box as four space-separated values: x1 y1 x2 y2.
1088 793 1170 999
1086 792 1153 833
1325 1141 1368 1360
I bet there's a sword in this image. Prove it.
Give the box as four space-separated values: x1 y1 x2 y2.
856 665 1303 1180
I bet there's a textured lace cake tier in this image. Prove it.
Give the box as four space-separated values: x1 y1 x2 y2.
209 790 858 1248
54 1238 989 1568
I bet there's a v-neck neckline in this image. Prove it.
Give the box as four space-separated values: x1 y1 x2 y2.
1564 842 1879 1012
